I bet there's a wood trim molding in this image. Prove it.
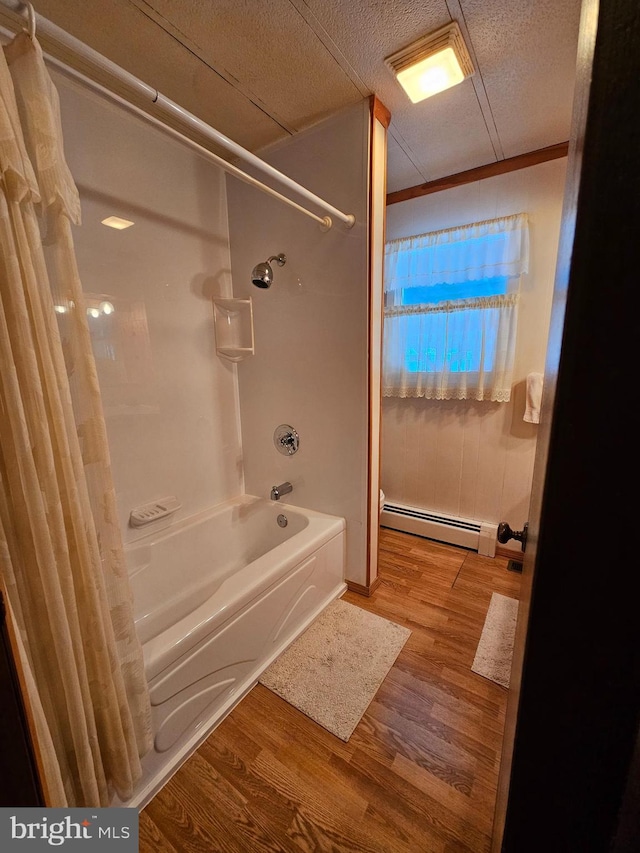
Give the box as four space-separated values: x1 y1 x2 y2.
365 95 390 590
346 577 382 598
495 1 640 848
370 94 392 129
386 142 569 205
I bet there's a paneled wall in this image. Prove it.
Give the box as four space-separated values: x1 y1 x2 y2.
382 158 567 545
54 73 243 544
227 102 370 585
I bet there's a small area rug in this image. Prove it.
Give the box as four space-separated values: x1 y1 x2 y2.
259 598 410 741
471 592 519 689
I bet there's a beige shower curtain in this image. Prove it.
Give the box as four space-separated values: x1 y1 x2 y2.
0 31 152 807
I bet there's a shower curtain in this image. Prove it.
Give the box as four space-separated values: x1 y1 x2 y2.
0 31 152 806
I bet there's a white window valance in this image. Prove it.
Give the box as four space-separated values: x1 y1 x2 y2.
384 213 529 297
383 214 529 402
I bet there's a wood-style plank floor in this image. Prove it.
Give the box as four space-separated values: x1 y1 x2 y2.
140 528 522 853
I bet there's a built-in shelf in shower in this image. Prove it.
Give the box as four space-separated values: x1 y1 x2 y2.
212 297 255 362
129 495 181 527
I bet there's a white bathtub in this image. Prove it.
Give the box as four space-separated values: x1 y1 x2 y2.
123 494 346 806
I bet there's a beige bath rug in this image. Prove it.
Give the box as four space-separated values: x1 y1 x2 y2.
259 598 410 742
472 592 519 688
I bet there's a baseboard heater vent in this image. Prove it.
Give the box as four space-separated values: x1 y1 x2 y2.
380 502 498 557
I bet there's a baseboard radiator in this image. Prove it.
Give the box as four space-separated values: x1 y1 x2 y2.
380 502 498 557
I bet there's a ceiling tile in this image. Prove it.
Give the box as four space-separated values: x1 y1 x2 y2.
300 0 450 77
389 79 498 184
300 0 453 119
136 0 363 130
296 0 497 183
386 134 426 195
31 0 288 152
461 0 582 156
11 0 581 191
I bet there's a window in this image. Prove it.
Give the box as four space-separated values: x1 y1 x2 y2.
383 213 529 401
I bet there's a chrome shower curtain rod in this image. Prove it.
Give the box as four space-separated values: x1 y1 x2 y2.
0 1 356 231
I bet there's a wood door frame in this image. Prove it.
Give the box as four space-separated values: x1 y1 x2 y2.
494 0 640 849
349 95 390 599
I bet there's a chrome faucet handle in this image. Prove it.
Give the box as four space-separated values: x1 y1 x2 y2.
274 424 299 456
280 434 296 451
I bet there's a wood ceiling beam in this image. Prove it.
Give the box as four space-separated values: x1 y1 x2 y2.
386 141 569 205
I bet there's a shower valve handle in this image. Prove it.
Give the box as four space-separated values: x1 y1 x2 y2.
273 424 299 456
280 433 296 451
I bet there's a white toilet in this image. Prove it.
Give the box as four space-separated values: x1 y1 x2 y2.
379 489 385 516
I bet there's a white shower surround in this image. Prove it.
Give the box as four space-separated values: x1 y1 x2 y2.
120 494 346 807
52 68 359 807
227 100 371 586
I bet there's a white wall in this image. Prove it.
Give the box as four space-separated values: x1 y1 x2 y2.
54 73 243 544
382 158 567 546
226 101 370 585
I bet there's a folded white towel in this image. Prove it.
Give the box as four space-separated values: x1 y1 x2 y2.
524 372 544 424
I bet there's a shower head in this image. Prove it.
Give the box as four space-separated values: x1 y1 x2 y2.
251 253 286 288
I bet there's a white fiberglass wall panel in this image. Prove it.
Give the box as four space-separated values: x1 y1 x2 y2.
53 72 243 545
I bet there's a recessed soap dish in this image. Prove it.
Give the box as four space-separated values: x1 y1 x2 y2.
129 496 181 528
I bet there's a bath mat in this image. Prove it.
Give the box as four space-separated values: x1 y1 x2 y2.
472 592 519 688
259 598 410 742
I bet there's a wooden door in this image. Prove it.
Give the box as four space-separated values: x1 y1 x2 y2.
493 0 640 850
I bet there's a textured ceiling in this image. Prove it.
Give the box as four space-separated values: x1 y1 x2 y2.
2 0 583 193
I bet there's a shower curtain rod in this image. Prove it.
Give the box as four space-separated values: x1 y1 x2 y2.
0 1 356 231
1 36 335 231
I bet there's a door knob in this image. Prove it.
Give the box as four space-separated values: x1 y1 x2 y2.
497 521 528 552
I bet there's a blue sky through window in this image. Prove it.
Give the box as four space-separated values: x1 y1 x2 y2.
384 216 526 398
400 275 509 305
401 277 508 373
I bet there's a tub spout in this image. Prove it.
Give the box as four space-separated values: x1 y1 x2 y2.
270 482 292 501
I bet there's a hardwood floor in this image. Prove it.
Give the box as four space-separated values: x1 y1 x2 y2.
140 528 522 853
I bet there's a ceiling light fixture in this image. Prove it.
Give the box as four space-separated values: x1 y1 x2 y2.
101 216 135 230
385 21 474 104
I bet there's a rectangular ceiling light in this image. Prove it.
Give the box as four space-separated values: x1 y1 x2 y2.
101 216 135 230
385 21 475 104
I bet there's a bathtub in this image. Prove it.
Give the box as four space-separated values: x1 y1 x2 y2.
123 494 346 806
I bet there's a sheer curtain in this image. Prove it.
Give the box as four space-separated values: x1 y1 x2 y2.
383 213 529 401
0 32 151 807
